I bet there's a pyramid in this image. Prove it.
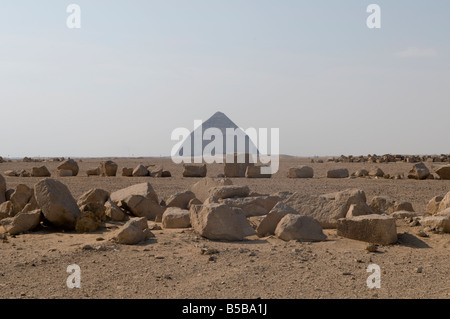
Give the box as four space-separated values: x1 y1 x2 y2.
175 111 259 158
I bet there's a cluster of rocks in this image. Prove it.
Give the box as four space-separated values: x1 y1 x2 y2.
4 166 51 178
318 154 450 164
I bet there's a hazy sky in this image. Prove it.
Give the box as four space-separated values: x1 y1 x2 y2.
1 0 449 158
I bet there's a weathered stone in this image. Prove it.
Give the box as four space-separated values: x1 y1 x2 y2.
337 215 398 245
327 168 349 178
34 178 81 229
245 166 272 178
0 174 5 204
3 170 17 177
407 162 430 180
165 191 196 209
436 207 450 217
119 195 165 221
77 188 110 207
86 167 101 176
105 199 127 221
122 168 133 177
57 169 73 177
283 189 373 228
256 202 297 237
75 211 101 233
110 183 159 205
219 195 280 217
190 203 255 241
10 184 33 216
114 217 154 245
188 177 233 202
435 165 450 180
0 210 41 235
162 207 191 228
183 164 207 177
369 167 384 177
161 171 172 177
31 166 51 177
438 191 450 213
101 160 118 177
369 196 414 214
132 164 149 177
275 214 326 242
287 166 314 178
420 216 450 233
224 154 255 177
187 197 202 209
0 201 13 220
148 165 163 177
353 169 369 177
57 159 79 176
391 211 419 219
18 170 29 177
207 185 250 200
79 202 106 222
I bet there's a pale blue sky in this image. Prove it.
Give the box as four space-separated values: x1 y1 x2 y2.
1 1 449 157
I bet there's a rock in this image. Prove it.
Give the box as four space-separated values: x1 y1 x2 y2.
187 198 202 209
426 195 444 215
327 168 349 178
275 214 326 242
188 177 233 202
148 165 163 177
369 167 384 177
122 168 133 177
417 230 429 238
420 216 450 233
183 164 207 177
75 211 101 233
436 208 450 217
219 195 280 217
337 215 398 245
57 169 73 177
0 174 7 204
369 196 414 214
391 211 419 219
283 189 373 228
438 191 450 212
5 189 14 201
162 207 191 228
57 159 79 176
4 170 18 177
31 166 51 177
346 203 375 218
353 169 369 177
114 217 154 245
86 167 101 176
0 210 41 235
165 191 196 209
10 184 34 216
435 165 450 180
245 166 272 178
34 178 81 229
79 202 106 222
110 183 159 205
119 195 165 221
207 185 250 200
0 201 13 220
77 188 110 207
19 170 30 177
105 199 127 221
161 171 172 177
256 202 297 237
287 166 314 178
407 162 430 180
132 164 149 177
190 203 256 241
365 244 378 252
100 160 118 177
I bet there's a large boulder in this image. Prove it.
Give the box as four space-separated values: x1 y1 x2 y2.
426 195 444 215
435 165 450 180
165 191 196 209
219 195 280 217
0 210 42 235
188 177 233 202
438 191 450 212
337 215 398 245
287 166 314 178
407 162 430 180
327 168 349 179
75 211 102 233
101 160 118 177
122 168 133 177
245 166 272 178
161 207 191 228
207 185 250 200
369 196 414 214
34 178 81 229
105 199 127 221
190 203 256 241
256 202 297 237
77 188 110 207
113 217 154 245
31 166 51 177
86 167 101 176
421 216 450 233
275 214 326 242
132 164 149 177
57 169 73 177
10 184 34 216
0 174 7 204
283 189 373 228
183 164 207 177
119 195 165 221
110 183 159 205
57 159 79 176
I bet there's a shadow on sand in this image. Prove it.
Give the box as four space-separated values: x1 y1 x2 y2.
396 233 431 249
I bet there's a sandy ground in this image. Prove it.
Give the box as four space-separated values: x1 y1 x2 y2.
0 157 449 299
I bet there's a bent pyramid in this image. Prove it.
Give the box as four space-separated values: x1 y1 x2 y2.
175 111 259 158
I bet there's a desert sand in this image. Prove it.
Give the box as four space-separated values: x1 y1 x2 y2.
0 157 449 299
